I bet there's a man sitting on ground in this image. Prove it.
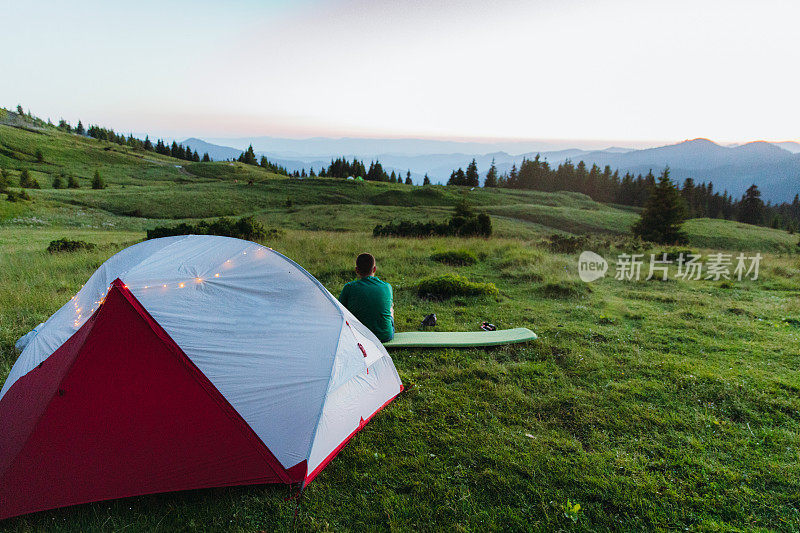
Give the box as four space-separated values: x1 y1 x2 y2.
339 253 394 342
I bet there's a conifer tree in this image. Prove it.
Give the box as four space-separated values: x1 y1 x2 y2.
19 169 40 188
91 170 106 190
52 174 65 189
75 121 85 135
239 145 257 165
423 173 431 185
202 152 211 162
737 184 764 225
68 175 80 189
508 164 519 188
404 170 412 185
16 105 24 116
0 169 10 191
465 159 480 186
632 167 688 244
484 158 498 187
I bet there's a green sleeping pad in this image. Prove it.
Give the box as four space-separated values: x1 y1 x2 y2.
383 327 537 348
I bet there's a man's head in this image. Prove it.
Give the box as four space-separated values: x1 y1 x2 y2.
355 253 376 277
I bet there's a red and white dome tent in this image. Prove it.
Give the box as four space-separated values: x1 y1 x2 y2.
0 235 403 520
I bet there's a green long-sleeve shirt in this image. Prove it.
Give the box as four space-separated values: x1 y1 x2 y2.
338 276 394 342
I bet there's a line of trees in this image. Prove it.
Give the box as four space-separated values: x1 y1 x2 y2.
448 156 800 231
234 145 290 175
36 112 213 164
312 157 414 184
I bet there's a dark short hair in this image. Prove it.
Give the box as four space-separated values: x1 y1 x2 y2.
356 253 376 275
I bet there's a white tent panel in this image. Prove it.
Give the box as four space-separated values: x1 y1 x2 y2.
0 236 189 399
123 237 343 468
4 235 402 476
307 356 402 476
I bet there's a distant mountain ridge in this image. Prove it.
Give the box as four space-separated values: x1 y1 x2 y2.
183 136 800 202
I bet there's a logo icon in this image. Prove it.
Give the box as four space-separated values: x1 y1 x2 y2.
578 251 607 282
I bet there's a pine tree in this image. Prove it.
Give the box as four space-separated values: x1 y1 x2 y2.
68 175 80 189
465 159 479 186
389 170 397 183
239 145 257 165
737 184 764 225
508 164 519 188
631 167 688 244
484 158 498 187
52 174 65 189
404 170 412 185
92 170 106 190
75 121 85 135
202 152 211 162
143 136 153 151
0 169 10 191
681 178 696 217
16 105 24 116
423 173 431 185
448 168 466 186
19 169 40 188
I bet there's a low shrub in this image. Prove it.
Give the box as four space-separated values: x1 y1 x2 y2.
19 169 40 189
430 250 478 266
374 201 492 238
0 169 10 190
5 190 31 202
546 234 587 254
416 274 498 299
47 239 96 253
146 216 278 242
537 281 590 299
91 170 106 190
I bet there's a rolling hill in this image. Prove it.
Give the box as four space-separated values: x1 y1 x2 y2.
186 135 800 202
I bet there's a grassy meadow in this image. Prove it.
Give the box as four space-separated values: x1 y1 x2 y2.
0 122 799 531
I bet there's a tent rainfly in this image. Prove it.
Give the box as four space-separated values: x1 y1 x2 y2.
0 235 403 520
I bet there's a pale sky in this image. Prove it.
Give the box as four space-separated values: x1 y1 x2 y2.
2 0 798 145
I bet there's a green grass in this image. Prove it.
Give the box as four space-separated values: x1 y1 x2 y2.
0 119 798 531
685 218 798 252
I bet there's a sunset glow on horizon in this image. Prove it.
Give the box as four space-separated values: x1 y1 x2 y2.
3 0 798 146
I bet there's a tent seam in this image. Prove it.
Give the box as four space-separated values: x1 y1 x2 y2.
260 246 349 481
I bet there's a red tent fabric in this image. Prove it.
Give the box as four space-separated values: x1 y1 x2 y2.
0 281 304 520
